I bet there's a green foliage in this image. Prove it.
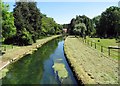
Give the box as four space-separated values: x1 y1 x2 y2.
69 6 120 38
2 2 16 40
99 6 120 38
41 14 62 36
2 1 62 46
69 15 95 36
92 15 101 36
0 1 2 40
13 2 42 45
81 15 95 36
20 28 33 45
41 16 54 35
0 68 9 79
56 24 63 34
73 23 86 37
69 18 76 35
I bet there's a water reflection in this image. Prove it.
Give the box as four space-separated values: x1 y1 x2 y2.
2 37 77 85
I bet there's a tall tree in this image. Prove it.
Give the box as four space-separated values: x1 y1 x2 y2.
28 2 42 39
13 1 42 45
73 23 86 37
2 2 16 40
69 18 76 35
80 15 95 36
92 15 101 36
41 14 62 36
69 15 95 36
99 6 120 38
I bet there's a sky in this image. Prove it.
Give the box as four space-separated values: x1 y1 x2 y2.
5 1 119 24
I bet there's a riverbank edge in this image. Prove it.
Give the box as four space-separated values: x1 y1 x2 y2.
63 43 84 85
0 35 61 79
64 36 96 85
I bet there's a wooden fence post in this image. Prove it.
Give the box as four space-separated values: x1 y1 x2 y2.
95 43 96 49
4 46 6 51
101 46 103 52
91 41 92 47
12 45 13 49
88 40 89 45
108 48 110 56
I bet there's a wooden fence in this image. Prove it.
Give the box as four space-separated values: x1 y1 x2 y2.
81 38 119 58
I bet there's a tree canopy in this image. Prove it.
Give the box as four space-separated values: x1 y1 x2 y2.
98 6 120 38
68 15 95 37
73 23 86 37
13 2 42 45
1 2 16 40
2 1 119 46
41 14 62 36
2 1 62 45
66 6 120 39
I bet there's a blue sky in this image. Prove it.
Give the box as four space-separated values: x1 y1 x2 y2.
5 2 118 24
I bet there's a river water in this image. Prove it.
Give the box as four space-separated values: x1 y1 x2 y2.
2 37 78 85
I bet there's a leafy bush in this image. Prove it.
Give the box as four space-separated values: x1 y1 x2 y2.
4 28 33 46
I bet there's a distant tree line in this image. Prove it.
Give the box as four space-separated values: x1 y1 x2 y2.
41 14 62 36
65 15 95 38
63 6 120 39
1 1 62 46
2 1 120 46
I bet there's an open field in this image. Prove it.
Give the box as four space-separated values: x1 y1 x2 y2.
86 37 118 47
79 37 119 59
64 36 118 84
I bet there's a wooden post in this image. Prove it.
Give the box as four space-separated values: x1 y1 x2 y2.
95 43 96 49
12 45 13 49
91 41 92 47
101 46 103 52
108 46 120 57
108 48 110 56
4 46 6 51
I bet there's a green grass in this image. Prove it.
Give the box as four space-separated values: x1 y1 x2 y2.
0 44 19 52
0 35 52 51
81 37 119 59
86 37 118 47
1 35 61 62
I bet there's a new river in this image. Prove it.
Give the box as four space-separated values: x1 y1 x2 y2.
2 37 78 85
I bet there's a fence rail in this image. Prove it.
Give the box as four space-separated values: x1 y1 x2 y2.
80 38 119 58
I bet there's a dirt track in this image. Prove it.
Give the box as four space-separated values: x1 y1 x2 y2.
64 36 118 84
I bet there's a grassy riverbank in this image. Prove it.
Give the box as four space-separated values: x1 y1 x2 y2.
0 35 61 79
64 36 118 84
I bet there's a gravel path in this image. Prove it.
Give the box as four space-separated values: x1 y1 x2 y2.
64 36 118 84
